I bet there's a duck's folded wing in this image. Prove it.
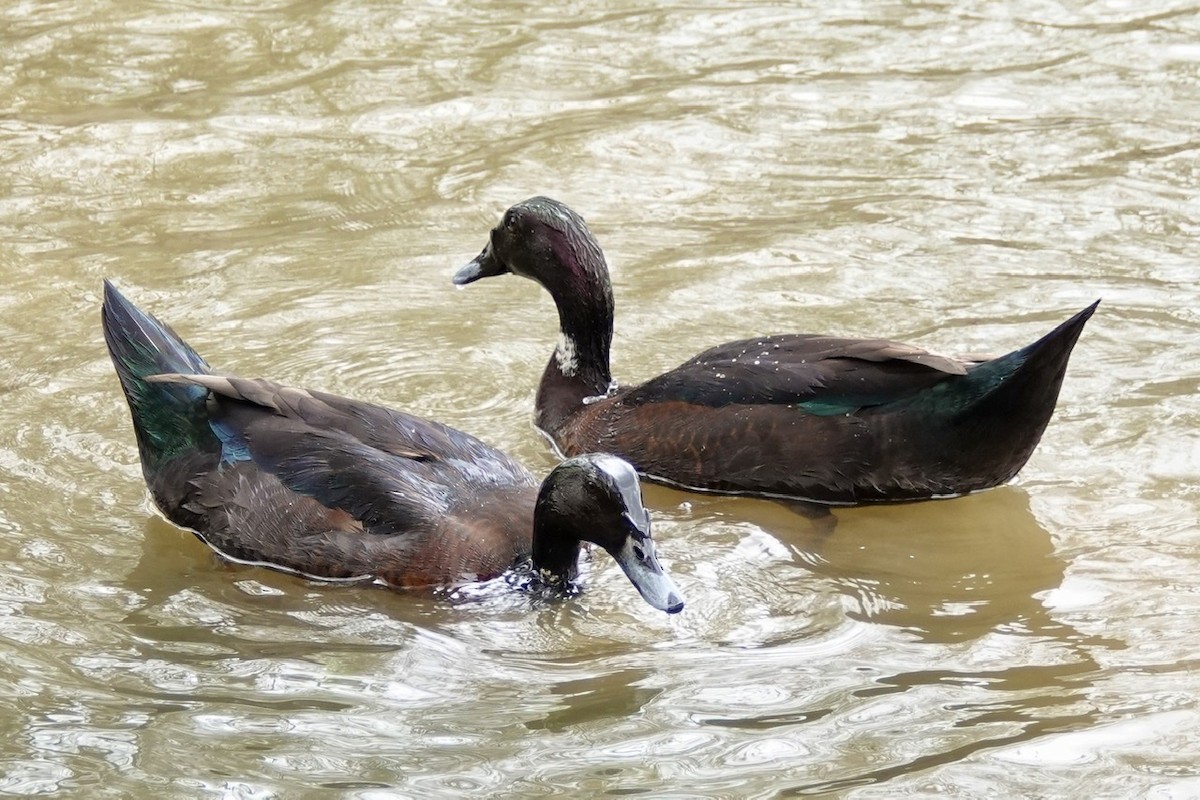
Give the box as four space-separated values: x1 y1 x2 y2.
146 373 528 533
148 373 530 483
622 334 970 414
181 458 390 579
220 411 450 536
148 374 430 456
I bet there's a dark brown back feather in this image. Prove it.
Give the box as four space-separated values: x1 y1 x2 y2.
144 372 541 585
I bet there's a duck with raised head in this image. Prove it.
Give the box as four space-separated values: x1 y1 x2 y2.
453 197 1099 505
101 280 683 614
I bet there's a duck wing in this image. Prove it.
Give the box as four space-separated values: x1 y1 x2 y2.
148 373 535 534
621 334 970 415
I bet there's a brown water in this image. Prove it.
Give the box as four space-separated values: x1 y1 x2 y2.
2 1 1199 796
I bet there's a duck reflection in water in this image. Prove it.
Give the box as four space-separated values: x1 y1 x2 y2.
794 488 1069 644
664 485 1110 647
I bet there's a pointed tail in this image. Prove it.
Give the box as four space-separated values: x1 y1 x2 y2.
101 280 216 473
1015 299 1098 367
968 300 1098 406
957 300 1098 463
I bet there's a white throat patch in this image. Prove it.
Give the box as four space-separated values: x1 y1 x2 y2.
555 332 578 376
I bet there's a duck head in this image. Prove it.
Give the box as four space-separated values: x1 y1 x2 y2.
453 197 611 297
533 453 684 615
454 197 617 407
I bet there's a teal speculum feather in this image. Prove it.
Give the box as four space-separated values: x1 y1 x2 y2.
794 398 866 416
794 347 1030 418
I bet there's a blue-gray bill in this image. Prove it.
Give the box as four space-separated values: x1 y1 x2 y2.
452 243 504 285
612 534 685 614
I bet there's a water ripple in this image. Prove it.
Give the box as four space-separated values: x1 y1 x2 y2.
1 0 1198 796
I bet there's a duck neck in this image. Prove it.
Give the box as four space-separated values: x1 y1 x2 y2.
535 285 614 436
530 519 582 584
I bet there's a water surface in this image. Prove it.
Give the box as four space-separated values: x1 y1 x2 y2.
2 1 1199 796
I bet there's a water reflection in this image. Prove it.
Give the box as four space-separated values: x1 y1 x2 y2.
118 515 443 639
523 668 659 732
658 486 1132 794
4 0 1197 792
652 485 1116 647
796 489 1073 644
785 658 1105 795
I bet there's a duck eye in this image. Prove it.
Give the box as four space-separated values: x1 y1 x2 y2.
633 544 645 561
503 212 517 232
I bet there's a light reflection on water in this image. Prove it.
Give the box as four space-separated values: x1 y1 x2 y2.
1 0 1199 796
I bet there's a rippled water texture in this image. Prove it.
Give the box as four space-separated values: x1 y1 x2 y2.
2 1 1199 796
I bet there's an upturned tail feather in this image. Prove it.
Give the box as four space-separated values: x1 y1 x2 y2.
941 300 1099 419
101 280 216 471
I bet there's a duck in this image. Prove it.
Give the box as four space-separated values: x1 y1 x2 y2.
100 280 683 614
452 196 1099 505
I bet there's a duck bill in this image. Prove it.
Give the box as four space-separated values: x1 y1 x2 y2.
453 241 509 285
611 536 685 614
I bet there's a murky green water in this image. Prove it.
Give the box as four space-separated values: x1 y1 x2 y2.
2 0 1199 796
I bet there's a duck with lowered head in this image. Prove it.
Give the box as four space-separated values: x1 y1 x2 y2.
101 280 683 614
453 196 1098 505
